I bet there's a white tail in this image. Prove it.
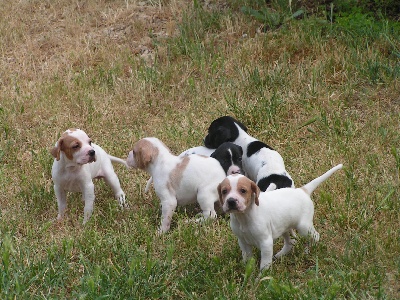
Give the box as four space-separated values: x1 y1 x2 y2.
301 164 343 196
109 155 129 168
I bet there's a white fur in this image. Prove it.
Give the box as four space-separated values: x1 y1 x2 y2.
218 164 343 270
232 123 294 191
51 129 126 224
144 145 216 193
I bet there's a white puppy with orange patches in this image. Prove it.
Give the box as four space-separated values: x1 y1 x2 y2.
126 137 226 233
217 164 343 270
51 129 127 224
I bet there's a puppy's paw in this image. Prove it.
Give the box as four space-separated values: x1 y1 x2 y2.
116 192 127 208
157 226 170 235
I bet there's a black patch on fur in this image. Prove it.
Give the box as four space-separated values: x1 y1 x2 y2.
210 142 244 175
204 116 247 148
257 174 293 192
246 140 274 157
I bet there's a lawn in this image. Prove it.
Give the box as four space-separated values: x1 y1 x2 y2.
0 0 399 298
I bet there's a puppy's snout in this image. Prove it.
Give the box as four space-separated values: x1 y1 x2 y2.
88 149 95 157
227 197 238 209
227 166 244 176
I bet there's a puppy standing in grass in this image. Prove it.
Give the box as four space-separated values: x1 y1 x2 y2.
218 164 343 270
127 137 227 233
50 129 127 224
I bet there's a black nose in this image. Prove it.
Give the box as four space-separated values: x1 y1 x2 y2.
88 149 95 156
227 198 237 209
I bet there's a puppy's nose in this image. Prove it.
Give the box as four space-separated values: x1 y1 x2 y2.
227 198 237 209
232 169 244 175
88 149 95 157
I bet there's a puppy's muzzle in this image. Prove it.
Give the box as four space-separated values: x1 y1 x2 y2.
227 166 244 175
227 197 238 210
232 169 244 175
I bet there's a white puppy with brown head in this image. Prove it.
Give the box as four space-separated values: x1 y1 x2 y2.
217 164 343 270
127 137 226 233
51 129 127 224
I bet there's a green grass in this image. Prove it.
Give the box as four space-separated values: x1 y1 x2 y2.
0 0 399 298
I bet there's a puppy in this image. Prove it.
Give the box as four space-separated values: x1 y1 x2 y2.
210 142 244 175
127 137 226 233
218 164 343 270
50 129 127 224
204 116 294 192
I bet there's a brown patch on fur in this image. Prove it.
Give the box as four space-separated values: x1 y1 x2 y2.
134 139 159 169
217 178 231 205
237 177 260 206
167 156 190 193
50 135 81 161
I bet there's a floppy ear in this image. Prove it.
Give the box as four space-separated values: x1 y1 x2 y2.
216 127 231 145
136 149 150 169
50 139 63 161
238 145 243 156
251 181 260 206
135 141 158 169
217 183 224 206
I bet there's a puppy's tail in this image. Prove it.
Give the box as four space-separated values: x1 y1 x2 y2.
145 176 153 193
108 155 129 168
301 164 343 196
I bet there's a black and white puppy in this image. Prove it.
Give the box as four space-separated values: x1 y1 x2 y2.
210 142 244 176
204 116 294 192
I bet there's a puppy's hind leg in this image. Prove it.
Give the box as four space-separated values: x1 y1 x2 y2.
196 191 217 222
273 231 296 260
297 224 320 254
159 197 178 234
297 224 320 243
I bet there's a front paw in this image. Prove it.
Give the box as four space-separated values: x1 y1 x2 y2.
116 192 127 208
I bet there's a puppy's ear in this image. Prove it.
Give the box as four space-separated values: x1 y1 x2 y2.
136 149 150 169
251 181 260 206
216 127 231 145
50 139 63 161
217 183 224 205
238 145 243 156
135 140 158 169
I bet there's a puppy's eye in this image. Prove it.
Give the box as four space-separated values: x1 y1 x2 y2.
240 188 247 194
221 189 228 195
72 144 80 149
89 141 92 145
